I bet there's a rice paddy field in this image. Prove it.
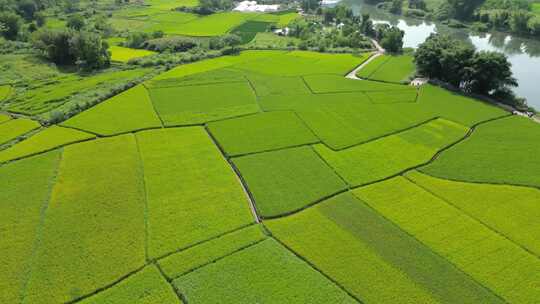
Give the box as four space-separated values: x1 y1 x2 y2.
356 54 416 83
0 54 155 118
2 48 539 304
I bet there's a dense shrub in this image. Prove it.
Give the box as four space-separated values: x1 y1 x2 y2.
0 12 22 40
143 37 198 52
32 28 110 70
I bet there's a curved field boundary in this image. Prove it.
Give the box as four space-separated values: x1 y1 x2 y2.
258 114 513 220
402 174 540 259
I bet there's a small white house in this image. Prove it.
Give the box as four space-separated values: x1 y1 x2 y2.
273 27 290 36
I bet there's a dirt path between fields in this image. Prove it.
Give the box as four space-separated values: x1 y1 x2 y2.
346 39 385 80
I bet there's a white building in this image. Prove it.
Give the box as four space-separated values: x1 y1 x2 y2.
233 1 280 12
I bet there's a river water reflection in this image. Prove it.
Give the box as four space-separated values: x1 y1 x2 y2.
334 0 540 108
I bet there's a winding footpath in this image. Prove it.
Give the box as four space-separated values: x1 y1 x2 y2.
346 39 385 80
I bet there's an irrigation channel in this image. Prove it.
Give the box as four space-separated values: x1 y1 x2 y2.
326 0 540 110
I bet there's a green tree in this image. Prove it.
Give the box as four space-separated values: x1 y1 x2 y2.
67 14 85 30
301 0 320 13
409 0 426 10
528 17 540 36
32 28 76 64
390 0 403 14
445 0 484 20
17 0 38 20
414 34 475 86
0 12 22 40
509 10 531 34
464 51 517 94
380 26 404 52
69 31 110 70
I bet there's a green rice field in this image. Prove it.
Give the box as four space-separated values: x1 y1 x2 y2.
109 46 156 62
356 54 416 83
2 48 539 304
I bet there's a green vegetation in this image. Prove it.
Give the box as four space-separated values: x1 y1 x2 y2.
356 54 416 83
0 113 11 124
315 119 468 186
422 116 540 188
136 127 253 259
0 85 12 101
79 266 181 304
3 69 151 118
208 111 319 156
267 192 505 303
0 118 40 145
415 34 521 106
417 84 508 127
173 238 356 303
159 224 267 279
246 32 300 49
232 21 272 44
168 12 256 36
110 46 156 62
0 18 535 300
148 81 258 126
406 170 540 256
0 151 61 304
354 177 540 304
62 85 162 136
233 146 347 218
23 135 146 304
303 74 416 93
0 126 95 164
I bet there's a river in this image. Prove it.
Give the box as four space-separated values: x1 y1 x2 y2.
330 0 540 109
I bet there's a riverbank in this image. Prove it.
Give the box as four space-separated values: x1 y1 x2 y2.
333 0 540 110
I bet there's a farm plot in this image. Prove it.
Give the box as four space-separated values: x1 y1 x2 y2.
148 0 199 9
250 11 300 27
0 113 11 124
422 116 540 188
110 46 156 62
0 84 11 101
232 21 272 44
267 192 505 304
147 68 246 89
233 51 368 76
207 111 319 156
0 126 95 164
406 170 540 256
246 32 300 48
0 151 61 304
0 118 41 145
303 74 416 94
148 81 259 126
259 92 437 149
173 238 356 304
354 177 540 304
287 51 371 74
79 266 181 304
7 67 152 116
418 84 508 127
62 85 162 136
150 50 284 82
159 224 267 280
233 146 347 218
22 135 146 304
314 118 469 186
243 72 311 97
143 12 203 35
169 12 256 36
136 127 253 259
356 55 415 83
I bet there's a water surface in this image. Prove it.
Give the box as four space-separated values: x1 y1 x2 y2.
335 0 540 108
